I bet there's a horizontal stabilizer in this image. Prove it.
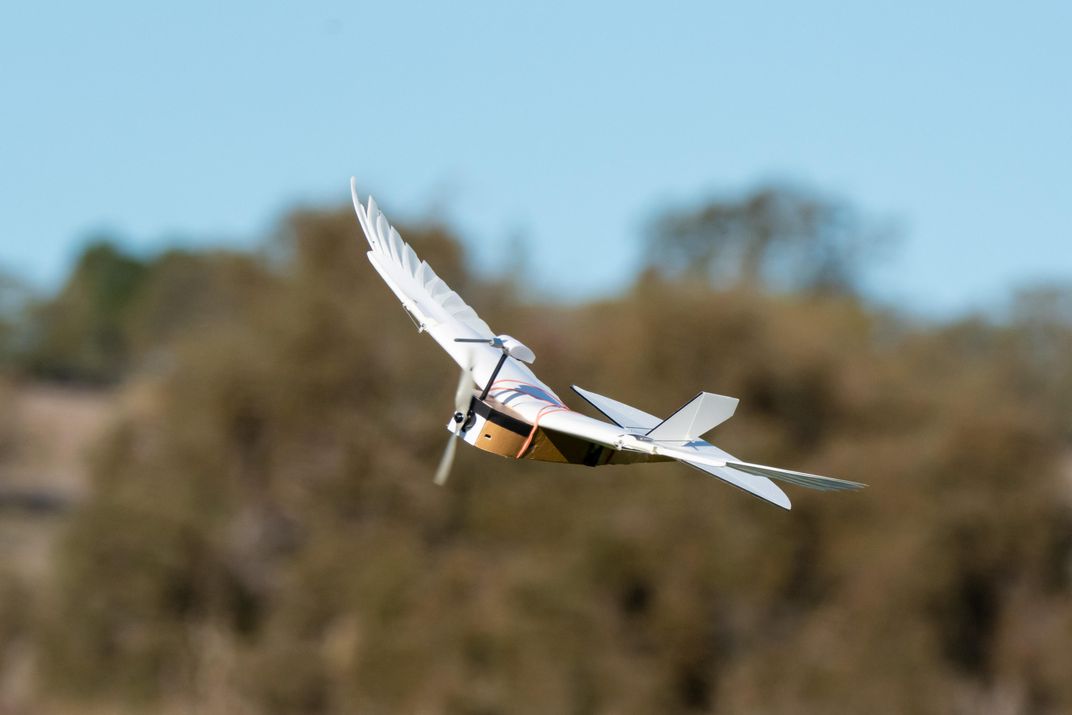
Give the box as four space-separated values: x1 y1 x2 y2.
727 461 867 492
684 460 791 510
647 392 738 442
571 385 662 431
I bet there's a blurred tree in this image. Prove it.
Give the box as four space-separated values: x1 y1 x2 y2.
1009 284 1072 441
648 184 894 296
15 241 273 384
21 239 148 383
26 201 1072 715
0 268 31 368
123 248 276 367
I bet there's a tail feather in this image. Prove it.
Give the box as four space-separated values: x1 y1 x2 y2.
726 461 867 492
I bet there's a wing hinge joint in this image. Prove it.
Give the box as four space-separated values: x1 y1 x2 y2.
401 303 427 333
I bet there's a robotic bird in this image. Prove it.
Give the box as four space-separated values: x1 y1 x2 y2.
350 178 865 509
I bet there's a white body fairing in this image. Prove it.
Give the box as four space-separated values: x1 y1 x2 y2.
351 178 865 510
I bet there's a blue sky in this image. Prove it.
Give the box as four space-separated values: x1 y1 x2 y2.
1 1 1069 314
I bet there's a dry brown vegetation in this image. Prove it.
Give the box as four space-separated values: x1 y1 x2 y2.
1 193 1071 714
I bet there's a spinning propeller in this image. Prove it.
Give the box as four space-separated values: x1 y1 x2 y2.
432 358 475 486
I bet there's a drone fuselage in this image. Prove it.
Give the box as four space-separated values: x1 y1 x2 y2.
454 395 667 467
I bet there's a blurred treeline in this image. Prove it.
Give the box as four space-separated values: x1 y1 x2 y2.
1 186 1071 714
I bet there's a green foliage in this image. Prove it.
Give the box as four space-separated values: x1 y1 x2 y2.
17 203 1072 714
19 240 148 382
15 240 272 384
0 377 14 463
0 268 31 368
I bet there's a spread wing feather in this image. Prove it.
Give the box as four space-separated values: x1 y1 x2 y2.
351 178 494 339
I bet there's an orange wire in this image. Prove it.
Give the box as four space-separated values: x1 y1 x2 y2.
515 404 570 459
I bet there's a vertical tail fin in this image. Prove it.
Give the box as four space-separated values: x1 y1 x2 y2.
646 392 739 442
